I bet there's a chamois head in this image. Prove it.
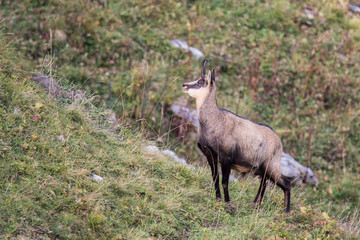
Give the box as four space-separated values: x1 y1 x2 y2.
183 58 215 99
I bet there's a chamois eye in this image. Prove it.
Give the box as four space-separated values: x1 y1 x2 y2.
198 79 204 84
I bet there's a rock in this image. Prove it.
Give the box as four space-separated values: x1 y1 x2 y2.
54 29 67 42
65 89 87 102
189 47 205 60
58 134 67 143
170 39 189 49
162 149 191 167
0 138 12 153
170 39 204 60
31 73 88 103
304 8 315 19
281 153 319 186
107 113 117 124
13 107 21 115
170 104 199 127
31 73 64 98
349 4 360 13
90 173 103 183
144 146 191 168
143 145 161 153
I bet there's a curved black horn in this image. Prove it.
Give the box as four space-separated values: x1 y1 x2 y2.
202 58 212 77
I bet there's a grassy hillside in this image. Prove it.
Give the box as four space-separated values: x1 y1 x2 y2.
1 0 360 238
0 34 356 239
2 0 359 162
1 0 359 169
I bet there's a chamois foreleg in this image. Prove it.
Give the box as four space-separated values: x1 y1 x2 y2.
220 160 231 202
198 144 221 200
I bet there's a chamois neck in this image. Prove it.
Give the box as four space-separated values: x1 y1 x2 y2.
196 87 221 122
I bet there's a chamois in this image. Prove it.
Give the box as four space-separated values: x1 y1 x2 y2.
182 59 291 212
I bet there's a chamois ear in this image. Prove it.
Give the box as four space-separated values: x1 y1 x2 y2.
207 69 212 81
211 69 215 83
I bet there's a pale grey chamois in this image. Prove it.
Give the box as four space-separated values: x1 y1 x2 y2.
183 59 291 212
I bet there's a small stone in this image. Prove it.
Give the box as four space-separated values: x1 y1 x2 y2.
90 173 103 183
143 145 160 153
58 135 66 143
54 29 67 42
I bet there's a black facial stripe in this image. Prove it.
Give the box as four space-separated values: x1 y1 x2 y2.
185 83 203 90
184 81 207 90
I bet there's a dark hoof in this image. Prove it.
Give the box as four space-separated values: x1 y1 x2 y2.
225 202 236 212
283 208 291 214
252 201 263 211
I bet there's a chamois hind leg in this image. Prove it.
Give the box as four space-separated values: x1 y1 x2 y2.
276 176 291 213
253 176 268 205
198 144 221 200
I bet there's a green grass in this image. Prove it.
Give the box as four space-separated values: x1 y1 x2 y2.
0 34 357 239
2 0 358 169
1 0 360 238
0 74 350 239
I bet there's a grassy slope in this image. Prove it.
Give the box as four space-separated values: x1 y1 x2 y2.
0 34 357 239
2 1 359 162
2 0 359 169
1 0 360 238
